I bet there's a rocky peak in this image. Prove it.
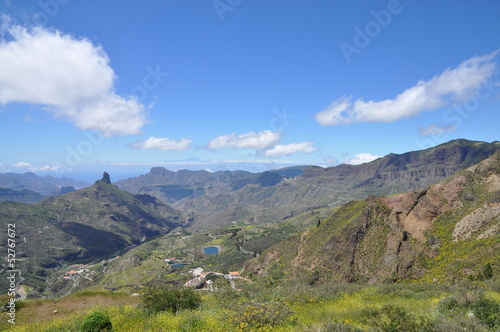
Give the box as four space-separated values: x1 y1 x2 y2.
100 172 111 184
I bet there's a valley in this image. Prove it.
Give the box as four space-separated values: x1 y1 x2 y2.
1 139 500 331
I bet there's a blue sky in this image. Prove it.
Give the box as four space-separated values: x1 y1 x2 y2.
1 0 500 181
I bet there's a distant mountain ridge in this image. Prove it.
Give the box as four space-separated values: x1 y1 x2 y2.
117 139 500 230
0 187 44 203
115 167 309 205
244 151 500 283
0 173 183 294
0 172 89 196
300 139 500 195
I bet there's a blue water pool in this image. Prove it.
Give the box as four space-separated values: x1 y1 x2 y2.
204 247 219 254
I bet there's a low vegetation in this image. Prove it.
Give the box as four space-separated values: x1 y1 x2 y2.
141 286 202 315
3 280 500 331
79 312 113 332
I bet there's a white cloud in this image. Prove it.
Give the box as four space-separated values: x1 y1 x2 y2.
131 137 192 151
11 161 61 171
11 161 30 168
0 23 146 136
323 156 340 167
207 130 281 150
345 153 381 165
263 142 317 157
418 124 457 137
315 51 499 126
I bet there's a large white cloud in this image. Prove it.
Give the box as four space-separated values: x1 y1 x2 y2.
315 51 499 126
0 23 146 136
131 137 192 151
263 142 317 157
207 130 281 150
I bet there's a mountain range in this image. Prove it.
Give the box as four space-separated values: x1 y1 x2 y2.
0 173 183 293
117 139 500 230
1 139 499 296
244 151 500 284
0 172 89 203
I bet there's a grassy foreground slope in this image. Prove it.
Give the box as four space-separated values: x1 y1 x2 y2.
3 281 500 331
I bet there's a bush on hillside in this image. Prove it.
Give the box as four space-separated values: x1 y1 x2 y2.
231 300 293 330
438 288 500 329
79 311 113 332
362 304 433 332
141 285 202 315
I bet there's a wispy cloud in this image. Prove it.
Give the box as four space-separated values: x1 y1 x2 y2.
315 51 499 126
344 153 381 165
207 130 281 150
131 137 192 151
418 124 457 137
263 142 317 157
11 161 60 171
0 22 146 136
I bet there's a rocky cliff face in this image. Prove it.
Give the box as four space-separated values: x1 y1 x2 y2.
245 152 500 283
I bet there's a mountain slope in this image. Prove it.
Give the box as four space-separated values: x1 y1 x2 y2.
0 187 44 203
115 168 260 203
244 152 500 283
0 172 89 196
0 173 183 294
177 139 500 230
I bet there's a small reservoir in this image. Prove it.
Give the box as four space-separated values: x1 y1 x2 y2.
204 246 220 254
171 263 187 268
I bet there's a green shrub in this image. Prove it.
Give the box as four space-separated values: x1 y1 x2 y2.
364 305 433 332
438 288 500 329
178 313 205 332
431 315 487 332
482 263 493 280
141 285 202 315
490 190 500 203
322 321 366 331
232 300 293 330
79 311 113 332
0 295 26 312
438 287 482 311
470 297 500 328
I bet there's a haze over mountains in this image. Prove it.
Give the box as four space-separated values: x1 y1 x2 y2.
116 139 500 230
1 139 500 295
0 172 89 203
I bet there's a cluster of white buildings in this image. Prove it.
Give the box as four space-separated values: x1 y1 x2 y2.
63 265 89 280
183 267 241 289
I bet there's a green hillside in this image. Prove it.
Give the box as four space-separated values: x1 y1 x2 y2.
0 187 44 203
0 174 184 295
244 152 500 284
